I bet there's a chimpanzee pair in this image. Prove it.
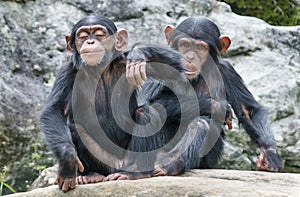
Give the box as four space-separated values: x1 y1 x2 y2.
40 15 283 192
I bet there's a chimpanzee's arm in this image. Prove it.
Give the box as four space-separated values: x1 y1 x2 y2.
39 63 80 179
220 60 283 171
127 44 186 81
128 45 229 123
219 60 273 147
137 81 228 130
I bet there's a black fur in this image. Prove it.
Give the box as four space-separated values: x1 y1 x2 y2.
123 44 228 175
126 17 283 176
39 16 215 181
39 16 136 180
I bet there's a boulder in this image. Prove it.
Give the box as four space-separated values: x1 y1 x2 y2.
5 170 300 197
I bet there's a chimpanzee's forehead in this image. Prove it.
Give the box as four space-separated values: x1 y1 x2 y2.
179 37 209 46
76 25 108 34
173 28 219 49
73 16 117 35
174 29 213 42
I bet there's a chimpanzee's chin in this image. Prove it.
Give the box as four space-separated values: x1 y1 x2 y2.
82 58 105 67
81 53 104 67
188 74 201 83
83 62 97 67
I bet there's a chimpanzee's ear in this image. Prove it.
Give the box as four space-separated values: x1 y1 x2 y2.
65 34 73 52
164 25 175 46
115 29 128 51
219 36 231 54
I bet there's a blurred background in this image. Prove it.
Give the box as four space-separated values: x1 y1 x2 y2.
0 0 299 195
220 0 300 26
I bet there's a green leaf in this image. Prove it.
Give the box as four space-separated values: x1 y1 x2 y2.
3 182 16 193
0 182 3 196
218 0 300 25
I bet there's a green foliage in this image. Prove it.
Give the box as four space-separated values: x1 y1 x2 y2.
219 0 300 26
1 141 55 195
28 143 47 173
0 166 16 196
24 143 49 190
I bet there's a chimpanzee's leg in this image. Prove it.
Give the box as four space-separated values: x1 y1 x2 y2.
153 117 224 176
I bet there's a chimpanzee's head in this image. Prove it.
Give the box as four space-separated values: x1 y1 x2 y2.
66 15 128 68
164 17 231 79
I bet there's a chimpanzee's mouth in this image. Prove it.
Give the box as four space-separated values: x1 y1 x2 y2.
182 58 199 75
81 50 103 54
184 69 198 75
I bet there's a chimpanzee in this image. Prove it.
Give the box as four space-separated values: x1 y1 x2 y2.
105 17 283 180
39 15 135 192
39 15 216 191
159 17 284 174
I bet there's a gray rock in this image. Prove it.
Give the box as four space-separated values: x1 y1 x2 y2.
30 165 58 190
5 170 300 197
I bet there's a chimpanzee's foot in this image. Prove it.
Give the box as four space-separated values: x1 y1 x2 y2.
103 172 151 181
153 159 186 177
153 164 168 177
77 172 105 184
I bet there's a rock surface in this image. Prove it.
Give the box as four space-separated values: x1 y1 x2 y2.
0 0 299 194
5 170 300 197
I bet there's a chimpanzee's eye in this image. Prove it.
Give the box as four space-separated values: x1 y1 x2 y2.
179 41 191 49
76 32 89 42
195 45 205 51
93 30 106 41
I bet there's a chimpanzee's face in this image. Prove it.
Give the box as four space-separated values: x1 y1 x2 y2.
177 38 209 79
75 25 115 66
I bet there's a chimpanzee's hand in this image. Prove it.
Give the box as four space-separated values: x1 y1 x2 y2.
211 100 233 130
224 104 233 130
55 156 84 192
256 148 283 172
126 60 147 86
126 48 148 86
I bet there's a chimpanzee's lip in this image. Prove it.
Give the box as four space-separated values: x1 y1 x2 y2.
182 58 199 74
184 69 198 75
81 50 102 54
184 65 199 75
80 48 103 54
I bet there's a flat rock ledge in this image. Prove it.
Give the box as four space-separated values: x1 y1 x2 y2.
5 170 300 197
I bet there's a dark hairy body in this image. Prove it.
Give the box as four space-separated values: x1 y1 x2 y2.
108 17 283 179
39 15 217 191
